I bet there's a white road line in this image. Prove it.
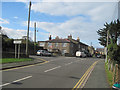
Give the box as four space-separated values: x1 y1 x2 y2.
65 62 73 65
0 76 32 87
0 83 10 87
12 76 32 83
44 66 61 72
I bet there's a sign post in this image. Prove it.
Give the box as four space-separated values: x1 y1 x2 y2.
18 44 20 59
15 44 17 58
13 40 22 59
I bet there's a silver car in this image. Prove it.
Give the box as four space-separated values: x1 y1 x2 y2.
37 50 52 56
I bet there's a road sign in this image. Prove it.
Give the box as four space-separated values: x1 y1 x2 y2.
13 40 22 59
13 40 22 44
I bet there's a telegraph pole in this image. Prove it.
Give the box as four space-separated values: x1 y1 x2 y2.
34 22 36 44
105 30 109 63
90 42 92 46
34 22 36 54
26 1 32 56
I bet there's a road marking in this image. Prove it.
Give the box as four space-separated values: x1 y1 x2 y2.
77 62 97 89
72 61 99 90
0 76 32 87
0 83 10 87
65 62 73 65
72 64 93 89
44 66 61 72
80 65 95 88
1 58 49 72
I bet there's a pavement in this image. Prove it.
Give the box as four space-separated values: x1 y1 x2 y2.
2 56 45 70
84 59 109 88
1 56 110 89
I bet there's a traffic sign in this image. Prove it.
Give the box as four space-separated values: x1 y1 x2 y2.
13 40 22 44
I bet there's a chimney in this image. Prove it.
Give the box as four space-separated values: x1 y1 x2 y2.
68 34 72 40
77 37 80 42
55 36 59 39
49 35 52 40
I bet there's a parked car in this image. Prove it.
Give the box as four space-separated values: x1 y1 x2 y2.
76 51 86 58
37 50 52 56
84 51 92 57
96 54 101 58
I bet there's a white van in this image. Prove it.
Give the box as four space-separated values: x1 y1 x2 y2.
76 51 86 57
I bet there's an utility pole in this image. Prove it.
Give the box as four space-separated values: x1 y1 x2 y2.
105 30 109 63
26 1 32 56
90 42 92 46
118 1 120 20
34 22 36 54
34 22 36 43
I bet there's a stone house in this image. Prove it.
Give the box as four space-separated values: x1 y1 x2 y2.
38 35 89 56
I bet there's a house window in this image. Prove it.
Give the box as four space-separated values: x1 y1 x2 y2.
55 43 58 47
62 43 67 47
48 42 52 47
79 45 80 48
117 36 120 45
71 43 73 47
48 49 52 52
39 42 45 47
62 49 67 55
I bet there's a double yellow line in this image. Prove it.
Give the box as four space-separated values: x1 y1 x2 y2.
1 58 49 72
72 61 99 90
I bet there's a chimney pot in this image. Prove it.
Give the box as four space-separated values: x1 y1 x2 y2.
49 35 52 40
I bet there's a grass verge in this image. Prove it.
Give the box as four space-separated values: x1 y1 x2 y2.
0 58 33 64
105 63 114 87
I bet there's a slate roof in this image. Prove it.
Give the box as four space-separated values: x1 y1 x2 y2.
38 37 88 47
48 39 70 43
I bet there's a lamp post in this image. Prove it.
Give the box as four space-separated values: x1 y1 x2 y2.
26 1 32 56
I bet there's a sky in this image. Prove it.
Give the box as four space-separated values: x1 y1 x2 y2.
0 0 118 48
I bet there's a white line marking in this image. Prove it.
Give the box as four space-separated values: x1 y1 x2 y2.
13 76 32 83
44 66 61 72
65 62 73 65
0 76 32 87
0 83 10 87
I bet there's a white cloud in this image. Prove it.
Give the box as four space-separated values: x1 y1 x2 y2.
29 2 117 48
3 0 118 2
2 1 117 48
2 27 33 40
0 18 9 24
14 16 18 19
31 2 117 17
22 16 102 45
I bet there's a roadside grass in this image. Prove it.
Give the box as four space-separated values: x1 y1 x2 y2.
0 58 33 64
105 63 114 87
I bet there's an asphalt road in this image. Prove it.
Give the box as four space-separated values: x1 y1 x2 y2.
2 56 109 89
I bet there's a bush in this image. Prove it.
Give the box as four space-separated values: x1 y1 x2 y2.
108 43 120 63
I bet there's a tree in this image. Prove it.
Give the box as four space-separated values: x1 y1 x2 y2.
97 19 120 47
108 42 119 62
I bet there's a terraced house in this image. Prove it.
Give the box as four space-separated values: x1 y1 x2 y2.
38 35 89 56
